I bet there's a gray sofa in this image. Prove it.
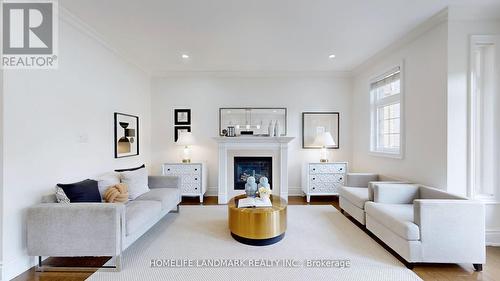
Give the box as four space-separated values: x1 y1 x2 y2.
26 175 181 271
365 183 485 270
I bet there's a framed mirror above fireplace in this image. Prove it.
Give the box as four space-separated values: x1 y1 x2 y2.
219 107 287 137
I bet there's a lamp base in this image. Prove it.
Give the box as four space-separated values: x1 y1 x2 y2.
320 159 329 163
182 159 191 163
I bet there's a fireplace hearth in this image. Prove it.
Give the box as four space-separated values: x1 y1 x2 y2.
234 156 272 190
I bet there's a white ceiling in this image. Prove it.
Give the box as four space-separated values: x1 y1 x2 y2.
60 0 499 74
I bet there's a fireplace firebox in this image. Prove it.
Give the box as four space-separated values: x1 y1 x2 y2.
234 157 272 190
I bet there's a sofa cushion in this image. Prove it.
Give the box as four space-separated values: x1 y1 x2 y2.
373 183 419 204
339 186 368 209
57 179 101 203
346 173 379 188
135 188 180 210
119 168 150 199
365 202 420 241
125 200 162 236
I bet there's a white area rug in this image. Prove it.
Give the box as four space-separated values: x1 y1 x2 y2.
87 205 422 281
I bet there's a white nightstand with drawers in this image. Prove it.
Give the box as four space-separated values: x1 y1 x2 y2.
162 163 207 203
302 162 348 203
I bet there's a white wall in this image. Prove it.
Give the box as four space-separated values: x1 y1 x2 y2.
447 14 500 197
150 74 353 194
447 7 500 245
351 22 448 188
1 14 151 280
0 69 4 279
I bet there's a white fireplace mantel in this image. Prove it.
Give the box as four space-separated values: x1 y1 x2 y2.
213 136 295 204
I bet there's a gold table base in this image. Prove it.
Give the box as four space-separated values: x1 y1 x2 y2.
228 195 287 246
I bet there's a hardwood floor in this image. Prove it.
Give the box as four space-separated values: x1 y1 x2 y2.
12 196 500 281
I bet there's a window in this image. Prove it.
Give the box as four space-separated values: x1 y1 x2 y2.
370 66 403 158
469 35 498 201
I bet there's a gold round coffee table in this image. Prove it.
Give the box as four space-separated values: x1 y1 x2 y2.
228 195 287 246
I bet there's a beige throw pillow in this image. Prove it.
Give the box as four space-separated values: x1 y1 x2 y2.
96 172 121 201
104 183 129 203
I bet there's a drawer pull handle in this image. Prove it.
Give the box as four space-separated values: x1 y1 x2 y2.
195 168 198 171
312 178 315 180
313 168 316 171
167 168 170 171
339 177 343 181
195 178 198 180
312 187 316 190
195 187 198 190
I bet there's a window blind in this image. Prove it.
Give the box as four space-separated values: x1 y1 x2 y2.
370 67 401 90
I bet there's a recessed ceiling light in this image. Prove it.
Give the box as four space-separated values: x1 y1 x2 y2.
181 54 190 59
328 54 336 59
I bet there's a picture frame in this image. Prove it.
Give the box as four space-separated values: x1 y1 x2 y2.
302 112 340 149
114 112 139 158
174 126 191 142
174 109 191 125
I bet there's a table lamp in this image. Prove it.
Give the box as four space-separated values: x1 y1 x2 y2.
176 132 195 163
313 132 336 162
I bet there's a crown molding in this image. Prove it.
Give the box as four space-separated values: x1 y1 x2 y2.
448 5 500 21
351 7 449 76
151 70 353 79
59 6 150 75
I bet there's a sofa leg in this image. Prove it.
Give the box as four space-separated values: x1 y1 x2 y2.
340 209 344 214
171 205 180 213
473 263 483 271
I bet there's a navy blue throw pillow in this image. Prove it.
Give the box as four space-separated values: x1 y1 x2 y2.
57 179 101 203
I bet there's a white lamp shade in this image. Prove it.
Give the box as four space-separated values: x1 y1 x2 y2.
313 132 336 147
176 132 195 146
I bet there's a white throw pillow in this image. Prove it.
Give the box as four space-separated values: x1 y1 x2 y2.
54 186 70 203
96 172 121 201
119 168 150 200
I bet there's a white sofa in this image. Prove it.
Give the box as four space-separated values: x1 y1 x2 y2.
365 183 485 270
338 173 406 225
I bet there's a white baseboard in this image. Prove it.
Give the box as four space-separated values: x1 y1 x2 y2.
206 187 218 196
206 187 304 200
486 228 500 246
3 255 36 281
288 187 304 196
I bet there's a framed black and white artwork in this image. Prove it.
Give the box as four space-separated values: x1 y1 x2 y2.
174 109 191 125
114 112 139 158
302 112 340 149
174 126 191 142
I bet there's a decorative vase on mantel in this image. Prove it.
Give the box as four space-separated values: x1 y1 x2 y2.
268 121 274 137
274 120 281 137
